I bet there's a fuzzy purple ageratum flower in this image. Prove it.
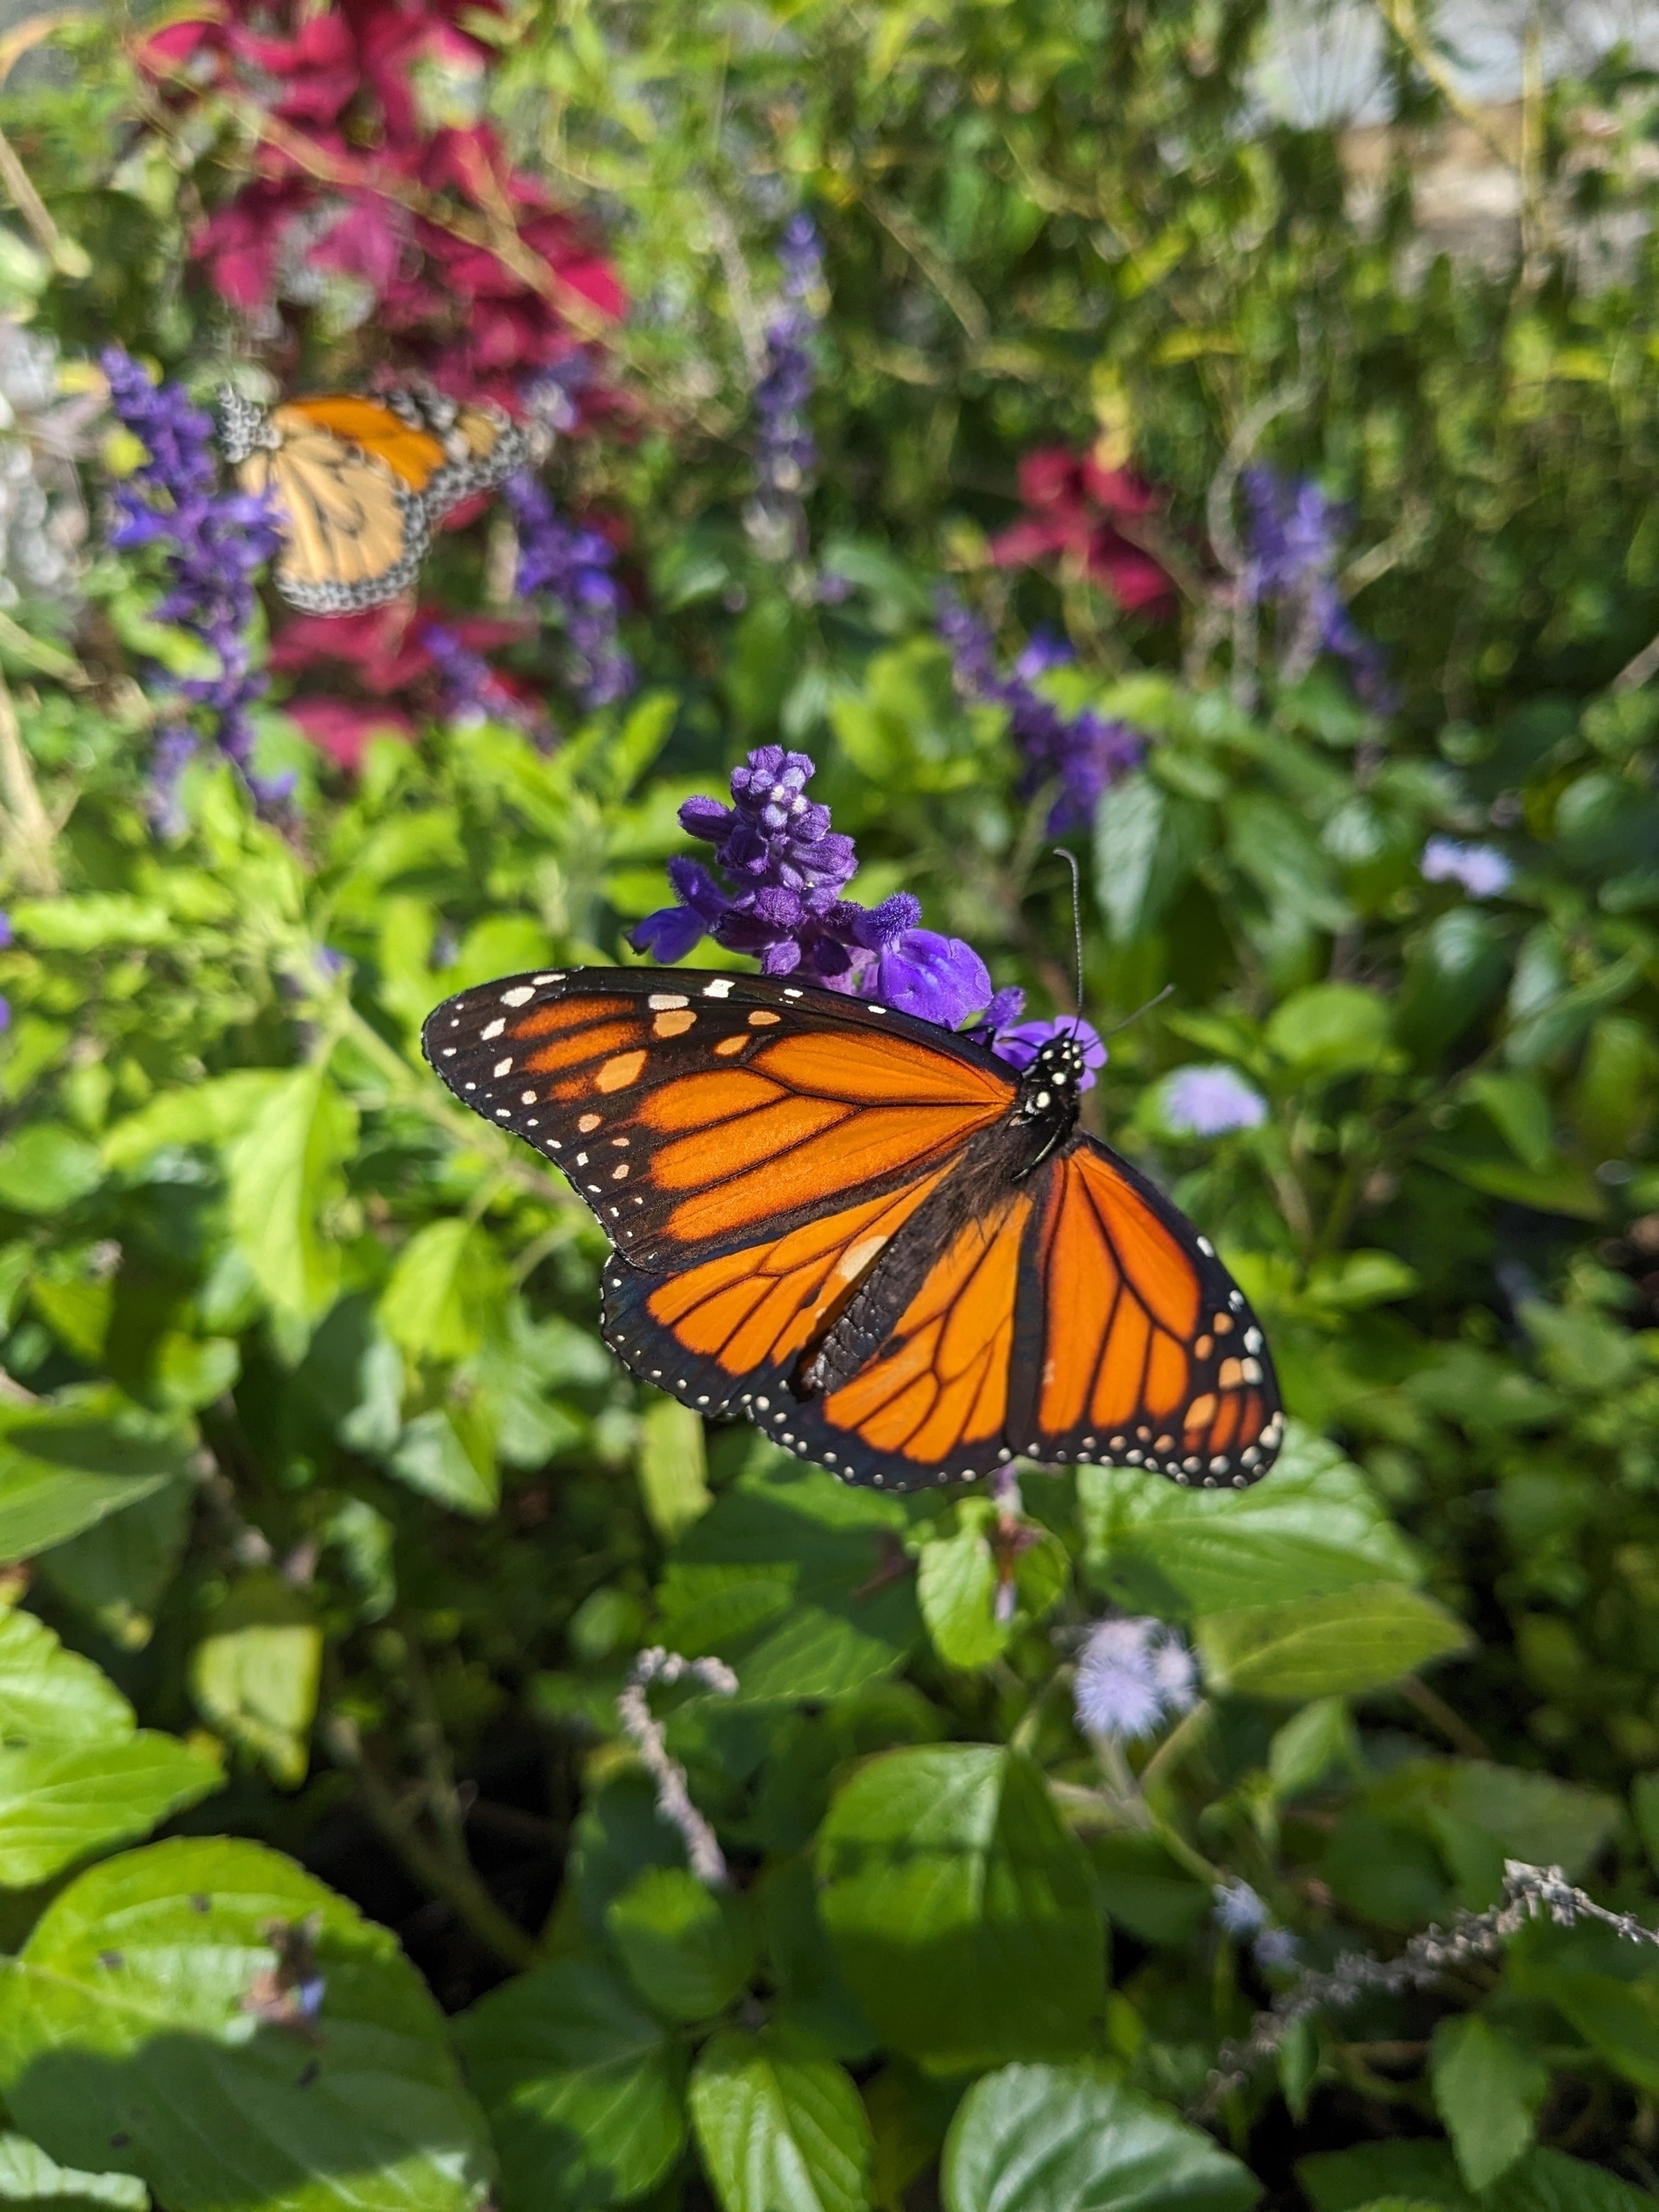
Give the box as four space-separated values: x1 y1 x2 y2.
1420 835 1512 899
1163 1065 1267 1138
1212 1879 1268 1937
1074 1616 1198 1742
938 594 1143 834
103 349 285 826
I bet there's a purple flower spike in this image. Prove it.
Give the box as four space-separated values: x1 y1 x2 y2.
506 470 633 710
1420 835 1512 899
103 351 282 823
1241 467 1394 712
747 211 824 559
995 1018 1107 1091
1163 1065 1267 1137
938 592 1144 832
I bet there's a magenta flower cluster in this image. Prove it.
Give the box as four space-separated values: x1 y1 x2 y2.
632 745 1103 1077
103 348 285 827
937 594 1143 833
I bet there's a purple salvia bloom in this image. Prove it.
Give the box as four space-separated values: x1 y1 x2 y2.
1163 1065 1267 1137
747 213 824 559
506 469 633 710
102 350 282 820
1074 1617 1198 1743
1420 835 1513 899
995 1018 1107 1093
871 930 994 1030
0 911 12 948
1241 468 1394 712
0 996 10 1034
938 592 1144 833
1213 1880 1268 1937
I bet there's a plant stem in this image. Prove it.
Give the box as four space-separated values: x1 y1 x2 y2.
0 667 59 894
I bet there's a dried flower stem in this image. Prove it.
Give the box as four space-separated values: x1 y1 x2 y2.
1195 1859 1659 2114
617 1645 738 1886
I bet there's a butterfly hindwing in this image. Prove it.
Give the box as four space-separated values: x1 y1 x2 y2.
423 964 1284 1493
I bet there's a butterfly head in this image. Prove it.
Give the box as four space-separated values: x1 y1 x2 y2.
1012 1029 1088 1147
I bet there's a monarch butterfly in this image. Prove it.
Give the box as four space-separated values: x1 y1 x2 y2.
220 383 525 615
424 966 1283 1493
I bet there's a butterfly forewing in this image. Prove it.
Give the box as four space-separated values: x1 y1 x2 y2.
422 965 1284 1493
421 967 1013 1270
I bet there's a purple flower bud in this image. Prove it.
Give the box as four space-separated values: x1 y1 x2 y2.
505 470 633 710
1163 1065 1267 1137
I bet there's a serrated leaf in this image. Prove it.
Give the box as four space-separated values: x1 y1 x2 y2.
917 1511 1005 1669
379 1219 505 1365
0 1733 222 1887
1080 1422 1420 1616
0 1837 494 2212
688 2028 872 2212
1430 2017 1545 2193
605 1865 756 2022
227 1064 358 1321
942 2062 1258 2212
1194 1583 1471 1700
455 1956 686 2212
0 1603 135 1746
816 1745 1102 2069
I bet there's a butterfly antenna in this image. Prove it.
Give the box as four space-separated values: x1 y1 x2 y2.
1104 982 1175 1039
1052 847 1086 1041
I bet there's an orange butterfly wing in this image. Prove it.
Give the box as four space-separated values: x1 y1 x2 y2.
422 968 1283 1492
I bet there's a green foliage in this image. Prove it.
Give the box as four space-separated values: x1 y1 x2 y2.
2 0 1659 2205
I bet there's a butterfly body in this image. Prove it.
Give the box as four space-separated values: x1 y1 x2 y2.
220 383 524 614
423 966 1283 1493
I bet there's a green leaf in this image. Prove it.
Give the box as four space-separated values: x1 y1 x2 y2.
1430 2017 1545 2193
1268 1698 1358 1800
1080 1423 1420 1616
757 1853 877 2059
35 1481 192 1650
816 1745 1103 2068
0 1733 223 1888
658 1460 919 1703
101 1072 288 1172
917 1508 1005 1669
0 2132 147 2211
189 1574 323 1787
637 1397 712 1544
605 1865 756 2022
0 1129 101 1217
1511 1925 1659 2093
1373 1760 1618 1883
1265 984 1391 1075
9 897 171 951
1194 1583 1471 1700
388 1408 500 1517
0 1602 136 1745
227 1064 359 1322
688 2028 872 2212
1395 909 1508 1062
0 1837 494 2212
941 2063 1258 2212
379 1219 505 1365
454 1956 686 2212
1299 2140 1657 2212
0 1399 191 1565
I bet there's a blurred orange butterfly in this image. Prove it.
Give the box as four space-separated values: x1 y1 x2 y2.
220 382 524 615
423 966 1283 1494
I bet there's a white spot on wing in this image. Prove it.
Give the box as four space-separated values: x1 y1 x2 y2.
481 1018 505 1041
500 986 535 1006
